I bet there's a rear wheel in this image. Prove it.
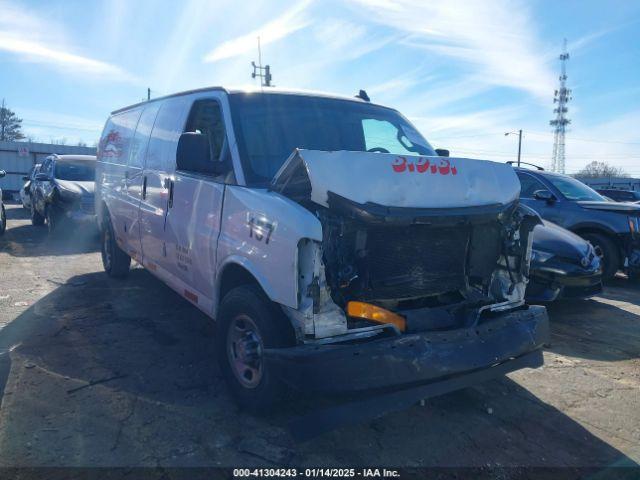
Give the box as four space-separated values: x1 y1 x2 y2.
216 284 295 413
31 203 45 226
582 233 620 281
0 204 6 234
101 216 131 278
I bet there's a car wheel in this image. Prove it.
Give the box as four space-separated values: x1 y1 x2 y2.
0 204 6 234
31 203 45 226
216 284 296 414
101 217 131 278
46 206 60 235
582 233 620 281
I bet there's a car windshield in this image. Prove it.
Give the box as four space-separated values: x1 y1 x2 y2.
547 174 606 201
54 161 95 181
229 93 436 186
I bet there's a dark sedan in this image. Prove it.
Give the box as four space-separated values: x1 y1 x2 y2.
515 166 640 281
527 220 602 302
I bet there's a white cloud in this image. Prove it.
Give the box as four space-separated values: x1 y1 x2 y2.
0 34 134 80
349 0 557 102
204 0 313 62
0 1 136 82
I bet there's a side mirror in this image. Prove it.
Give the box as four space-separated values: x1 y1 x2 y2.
533 189 555 203
176 132 226 176
23 176 30 181
435 148 450 157
35 173 50 182
0 170 6 178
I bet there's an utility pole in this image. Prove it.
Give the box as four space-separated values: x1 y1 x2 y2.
550 39 571 173
251 36 273 87
147 88 151 101
505 129 523 166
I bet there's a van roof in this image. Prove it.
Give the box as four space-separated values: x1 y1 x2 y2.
110 86 382 115
50 155 96 162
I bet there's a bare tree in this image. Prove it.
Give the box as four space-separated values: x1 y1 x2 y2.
577 161 628 178
0 99 25 141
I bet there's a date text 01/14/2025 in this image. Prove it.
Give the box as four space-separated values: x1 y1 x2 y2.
233 468 401 478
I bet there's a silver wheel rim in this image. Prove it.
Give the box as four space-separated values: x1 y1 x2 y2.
103 228 112 270
227 314 263 388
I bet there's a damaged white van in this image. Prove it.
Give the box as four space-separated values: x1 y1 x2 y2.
96 87 549 413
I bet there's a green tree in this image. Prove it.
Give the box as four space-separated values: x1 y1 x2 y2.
0 99 25 141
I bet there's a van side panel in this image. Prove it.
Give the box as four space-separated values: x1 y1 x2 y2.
96 108 142 252
139 97 190 272
125 102 161 257
217 186 322 310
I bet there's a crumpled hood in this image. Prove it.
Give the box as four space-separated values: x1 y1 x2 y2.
56 180 95 196
273 149 520 209
578 200 640 213
533 220 591 259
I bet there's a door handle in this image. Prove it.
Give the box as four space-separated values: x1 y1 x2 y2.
142 176 148 200
168 180 174 208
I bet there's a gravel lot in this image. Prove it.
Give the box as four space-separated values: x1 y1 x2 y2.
0 203 639 471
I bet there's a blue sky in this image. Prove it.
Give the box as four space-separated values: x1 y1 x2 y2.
1 0 639 174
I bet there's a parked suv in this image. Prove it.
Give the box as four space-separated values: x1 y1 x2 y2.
31 154 97 233
596 189 640 203
97 87 548 413
515 165 640 280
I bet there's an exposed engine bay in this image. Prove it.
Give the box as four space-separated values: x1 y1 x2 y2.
273 149 541 340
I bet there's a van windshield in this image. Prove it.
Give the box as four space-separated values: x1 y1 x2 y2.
229 93 436 186
54 161 96 181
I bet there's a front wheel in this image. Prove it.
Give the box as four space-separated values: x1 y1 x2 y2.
582 233 620 281
101 217 131 278
31 203 45 226
46 206 63 235
216 285 295 414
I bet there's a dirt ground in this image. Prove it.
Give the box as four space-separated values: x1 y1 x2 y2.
0 203 639 472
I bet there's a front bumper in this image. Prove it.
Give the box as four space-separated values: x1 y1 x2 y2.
527 260 602 302
265 304 548 394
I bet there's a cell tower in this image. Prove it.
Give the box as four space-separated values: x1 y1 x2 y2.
550 39 571 173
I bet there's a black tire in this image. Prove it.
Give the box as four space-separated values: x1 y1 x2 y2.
216 284 295 414
46 206 62 235
31 203 45 226
582 233 620 281
0 204 6 235
101 216 131 278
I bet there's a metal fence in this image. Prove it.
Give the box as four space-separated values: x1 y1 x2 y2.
0 141 96 196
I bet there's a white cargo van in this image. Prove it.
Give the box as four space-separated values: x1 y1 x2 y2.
96 87 548 413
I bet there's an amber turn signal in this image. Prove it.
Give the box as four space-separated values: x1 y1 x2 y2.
347 301 406 332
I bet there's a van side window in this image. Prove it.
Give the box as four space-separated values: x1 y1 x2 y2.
146 97 189 172
184 100 226 162
101 109 142 166
128 103 161 169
